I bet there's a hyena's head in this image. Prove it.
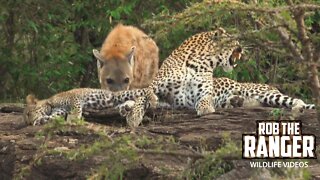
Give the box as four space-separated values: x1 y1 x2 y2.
93 46 135 91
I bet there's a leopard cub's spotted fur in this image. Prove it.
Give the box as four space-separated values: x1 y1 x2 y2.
23 88 156 125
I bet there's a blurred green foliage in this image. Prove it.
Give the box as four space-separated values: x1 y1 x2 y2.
143 0 319 103
0 0 196 101
0 0 319 103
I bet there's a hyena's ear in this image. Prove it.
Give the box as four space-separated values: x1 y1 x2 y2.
127 46 136 66
26 94 38 105
93 49 104 69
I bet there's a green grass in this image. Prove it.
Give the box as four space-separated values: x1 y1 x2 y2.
183 133 241 179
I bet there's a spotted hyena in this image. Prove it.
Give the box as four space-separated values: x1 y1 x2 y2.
93 24 159 91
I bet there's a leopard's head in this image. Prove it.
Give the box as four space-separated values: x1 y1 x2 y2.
210 28 243 72
23 94 52 125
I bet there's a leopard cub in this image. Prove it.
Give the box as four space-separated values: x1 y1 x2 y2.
24 88 151 125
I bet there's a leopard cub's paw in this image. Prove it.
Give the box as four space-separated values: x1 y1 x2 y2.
148 93 158 108
126 97 147 128
118 100 136 117
33 118 48 126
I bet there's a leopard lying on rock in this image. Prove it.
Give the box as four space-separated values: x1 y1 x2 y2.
119 28 244 127
120 77 315 126
23 88 156 125
120 28 315 127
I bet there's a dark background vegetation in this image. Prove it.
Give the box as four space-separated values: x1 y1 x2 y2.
0 0 319 105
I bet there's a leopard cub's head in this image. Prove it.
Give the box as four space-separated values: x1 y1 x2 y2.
211 28 243 72
23 94 52 125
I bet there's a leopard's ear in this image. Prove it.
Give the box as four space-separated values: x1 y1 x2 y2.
26 94 38 105
214 27 226 37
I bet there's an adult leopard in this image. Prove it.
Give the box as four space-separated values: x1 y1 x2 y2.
118 28 244 127
121 77 315 127
120 28 315 127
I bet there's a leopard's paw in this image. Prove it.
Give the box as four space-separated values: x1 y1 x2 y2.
196 95 215 116
196 106 215 116
125 97 146 128
126 112 144 128
148 93 158 108
33 118 48 126
292 99 305 114
227 95 245 108
118 100 136 117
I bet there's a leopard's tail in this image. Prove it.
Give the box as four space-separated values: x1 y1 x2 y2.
304 104 315 109
251 92 315 110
